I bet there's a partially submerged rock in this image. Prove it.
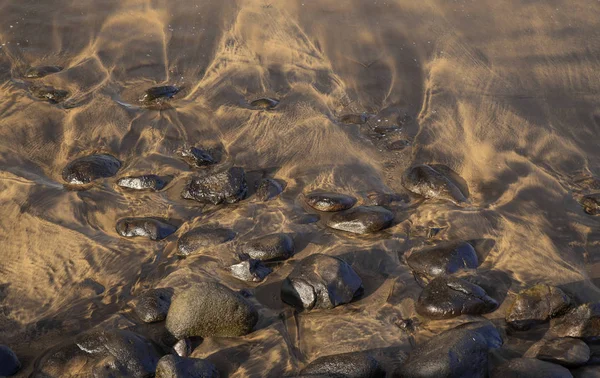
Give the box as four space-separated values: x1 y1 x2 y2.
250 97 279 109
181 167 247 205
25 65 63 78
398 321 502 378
62 154 121 185
325 206 394 234
241 233 295 261
155 355 220 378
116 217 178 241
532 338 590 367
491 358 573 378
416 276 498 319
177 227 235 257
117 174 167 191
387 139 411 151
506 284 571 330
281 254 363 311
551 303 600 340
179 147 216 168
401 164 469 205
166 282 258 339
230 259 272 282
580 194 600 215
406 241 478 281
133 288 173 323
300 351 384 378
255 178 284 201
31 85 69 103
0 345 20 377
339 114 368 124
140 85 180 104
304 192 357 212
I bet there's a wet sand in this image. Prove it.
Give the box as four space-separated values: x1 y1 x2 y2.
1 0 600 376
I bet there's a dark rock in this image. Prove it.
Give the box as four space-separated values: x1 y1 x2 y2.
31 86 69 103
571 366 600 378
33 329 163 378
406 241 478 281
551 303 600 340
133 288 173 323
177 227 235 257
534 338 590 367
181 167 247 205
255 178 284 201
416 276 498 319
241 233 295 261
401 164 470 205
230 259 272 282
580 194 600 215
0 345 20 376
179 147 216 168
117 175 167 191
155 355 219 378
116 217 178 241
325 206 394 234
305 192 357 212
250 97 279 109
373 126 400 135
281 254 363 311
490 358 573 378
173 338 192 357
166 282 258 339
140 85 180 103
387 140 411 151
300 352 384 378
398 321 502 378
62 154 121 185
25 65 63 78
339 114 368 124
506 284 571 330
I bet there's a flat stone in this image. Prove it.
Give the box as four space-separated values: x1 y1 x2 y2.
250 98 279 109
241 233 295 261
406 241 478 281
62 154 121 185
117 175 167 191
177 227 235 257
181 167 247 205
116 218 178 241
300 351 384 378
534 338 590 367
0 345 20 376
305 192 357 212
551 303 600 340
133 288 173 323
155 355 220 378
325 206 394 234
491 358 573 378
179 147 216 168
401 164 469 205
230 259 272 282
255 178 284 201
506 284 571 330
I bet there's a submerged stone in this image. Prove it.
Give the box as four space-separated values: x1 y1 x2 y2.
506 284 571 330
533 338 590 367
181 167 247 205
116 217 178 241
304 192 357 212
156 355 219 378
387 139 411 151
25 65 63 78
580 194 600 215
31 86 69 103
281 253 363 311
401 164 469 205
230 259 272 282
0 345 20 376
250 97 279 109
325 206 394 234
62 154 121 185
406 241 478 281
416 276 498 319
241 233 295 261
166 282 258 339
491 358 573 378
179 147 216 168
300 351 384 378
117 174 167 191
551 303 600 340
140 85 180 103
255 178 284 201
339 114 368 124
177 227 235 257
133 288 173 323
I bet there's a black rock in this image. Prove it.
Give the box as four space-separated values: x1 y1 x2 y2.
416 276 498 319
506 284 571 330
406 241 478 281
339 114 368 124
387 140 411 151
255 178 284 201
133 288 173 323
551 303 600 340
25 65 63 78
300 351 384 378
325 206 394 234
140 85 180 103
241 233 295 261
304 192 357 212
281 254 363 311
62 154 121 185
398 321 502 378
31 85 69 103
580 194 600 215
0 345 20 376
534 338 590 367
491 358 573 378
33 329 163 378
177 227 235 257
401 164 469 205
166 282 258 339
155 355 220 378
117 174 167 191
230 259 272 282
116 217 178 241
181 167 247 205
250 97 279 109
179 147 216 168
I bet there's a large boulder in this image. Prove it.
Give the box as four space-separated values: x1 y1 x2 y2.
325 206 394 234
116 218 178 241
304 192 357 212
416 276 498 319
401 164 469 205
62 154 121 185
551 303 600 340
166 282 258 339
177 227 235 257
281 254 363 311
506 284 571 330
490 358 573 378
241 233 295 261
300 351 384 378
406 241 478 281
181 167 247 205
0 345 20 376
397 321 502 378
133 288 173 323
155 355 220 378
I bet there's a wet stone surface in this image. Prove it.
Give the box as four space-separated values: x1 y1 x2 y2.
140 85 180 104
580 193 600 215
490 358 573 378
155 355 220 378
31 86 69 103
506 284 571 330
117 174 167 191
62 154 121 185
304 191 357 212
551 303 600 340
401 163 470 205
250 97 279 109
177 227 236 257
533 337 590 367
300 351 385 378
25 65 63 78
0 345 21 376
179 147 217 168
241 233 295 261
116 217 178 241
255 178 284 201
181 167 247 205
325 206 394 234
406 241 479 281
133 288 174 323
230 259 272 282
339 113 369 124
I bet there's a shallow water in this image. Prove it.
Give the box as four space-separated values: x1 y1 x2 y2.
1 0 600 376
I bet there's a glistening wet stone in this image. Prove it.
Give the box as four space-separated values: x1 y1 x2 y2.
402 163 470 205
534 338 590 367
241 233 294 261
325 206 394 234
339 114 368 124
506 284 571 330
300 351 385 378
31 86 69 103
580 193 600 215
304 192 357 212
250 97 279 109
140 85 180 103
551 303 600 340
179 147 216 168
25 65 63 78
155 355 220 378
133 288 173 323
116 218 178 241
117 174 167 191
62 154 121 185
230 259 272 282
406 241 479 281
181 167 247 205
255 178 284 201
177 227 236 257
